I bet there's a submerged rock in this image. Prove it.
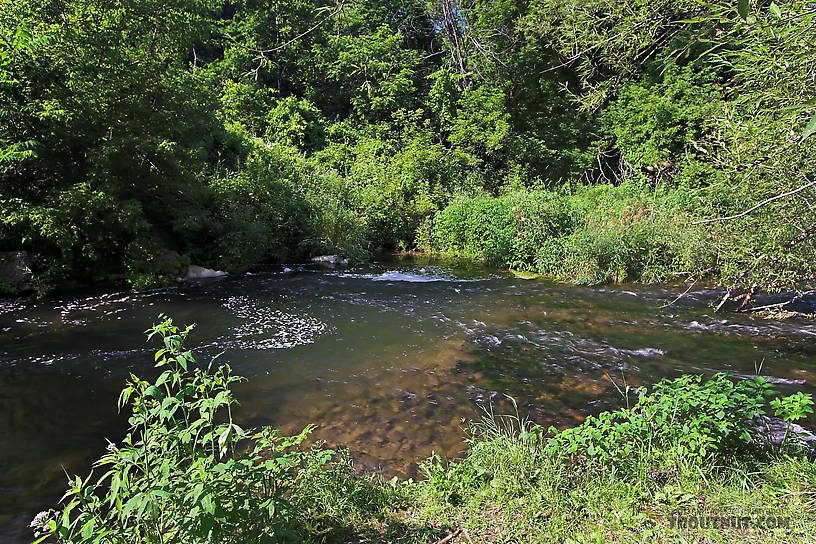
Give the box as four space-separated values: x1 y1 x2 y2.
509 268 542 280
311 255 349 266
0 250 33 292
182 265 228 281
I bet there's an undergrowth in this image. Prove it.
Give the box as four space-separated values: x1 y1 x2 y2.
423 184 714 285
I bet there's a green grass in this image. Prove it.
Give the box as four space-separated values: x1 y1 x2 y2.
424 184 715 286
403 415 816 543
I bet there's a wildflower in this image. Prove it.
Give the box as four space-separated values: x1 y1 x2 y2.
29 510 50 537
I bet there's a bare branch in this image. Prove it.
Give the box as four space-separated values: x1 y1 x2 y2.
224 2 343 56
692 178 816 225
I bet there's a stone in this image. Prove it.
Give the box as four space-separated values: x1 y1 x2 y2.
0 250 33 291
752 414 816 448
182 265 228 281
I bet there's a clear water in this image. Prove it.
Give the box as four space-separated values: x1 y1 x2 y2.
2 255 816 542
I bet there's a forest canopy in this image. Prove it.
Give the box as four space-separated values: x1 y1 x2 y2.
0 0 814 308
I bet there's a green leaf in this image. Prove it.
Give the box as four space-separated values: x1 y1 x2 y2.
769 2 782 18
144 385 163 400
177 352 189 371
218 426 232 458
738 0 749 20
803 113 816 141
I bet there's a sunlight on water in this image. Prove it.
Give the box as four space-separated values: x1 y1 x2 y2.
221 296 329 349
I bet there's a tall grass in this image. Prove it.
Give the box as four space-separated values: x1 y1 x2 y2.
424 184 715 284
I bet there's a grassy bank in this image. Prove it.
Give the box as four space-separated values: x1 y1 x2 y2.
420 184 713 285
31 318 816 543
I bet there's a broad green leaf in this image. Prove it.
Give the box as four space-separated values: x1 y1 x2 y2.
803 113 816 141
177 352 188 371
218 426 232 458
737 0 749 20
769 2 782 18
144 385 163 399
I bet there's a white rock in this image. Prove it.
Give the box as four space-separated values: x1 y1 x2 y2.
183 265 228 281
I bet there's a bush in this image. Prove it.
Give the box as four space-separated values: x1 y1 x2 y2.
414 374 816 542
548 205 712 284
546 374 775 471
426 186 713 284
429 195 515 263
124 241 190 289
31 317 389 544
302 197 370 262
206 145 312 269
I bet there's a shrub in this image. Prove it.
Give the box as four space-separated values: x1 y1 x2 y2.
549 204 712 284
429 195 515 263
503 191 576 270
206 145 312 269
426 186 713 284
546 374 776 471
302 198 370 262
30 317 382 544
124 241 190 289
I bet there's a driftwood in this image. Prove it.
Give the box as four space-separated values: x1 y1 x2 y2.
713 222 816 312
746 289 816 313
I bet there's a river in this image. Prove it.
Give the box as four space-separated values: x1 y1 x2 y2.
2 255 816 542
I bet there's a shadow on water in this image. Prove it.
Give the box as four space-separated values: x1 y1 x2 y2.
2 255 816 541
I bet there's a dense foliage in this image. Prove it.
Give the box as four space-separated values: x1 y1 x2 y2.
0 0 814 307
34 319 816 543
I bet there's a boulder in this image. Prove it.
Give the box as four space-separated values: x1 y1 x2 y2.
752 414 816 448
0 251 33 291
182 265 228 281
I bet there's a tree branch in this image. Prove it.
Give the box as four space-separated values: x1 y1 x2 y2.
692 178 816 225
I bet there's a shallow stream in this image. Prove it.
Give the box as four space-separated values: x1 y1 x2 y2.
2 256 816 542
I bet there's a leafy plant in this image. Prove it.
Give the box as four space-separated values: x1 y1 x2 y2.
770 392 815 450
413 373 816 541
31 316 345 544
546 373 776 471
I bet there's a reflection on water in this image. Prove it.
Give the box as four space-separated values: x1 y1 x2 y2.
2 255 816 542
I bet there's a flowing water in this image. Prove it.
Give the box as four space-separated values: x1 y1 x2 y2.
2 255 816 542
